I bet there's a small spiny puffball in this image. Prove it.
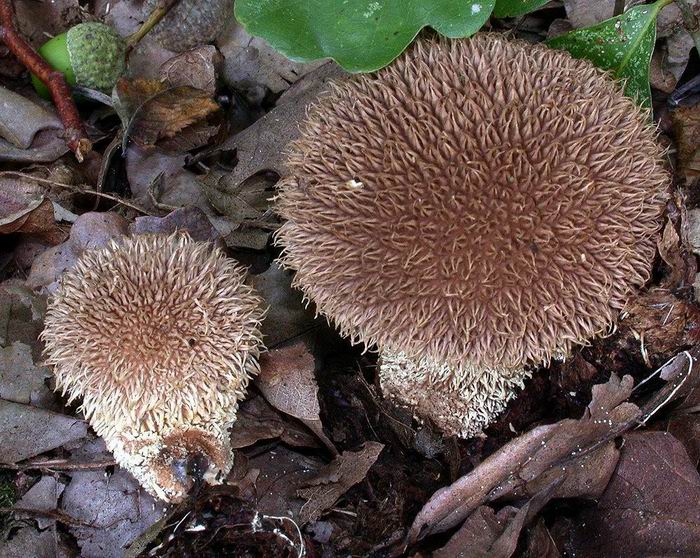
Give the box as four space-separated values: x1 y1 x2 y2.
42 233 265 502
276 33 669 437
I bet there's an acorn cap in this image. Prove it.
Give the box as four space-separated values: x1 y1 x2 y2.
42 233 265 502
145 0 232 52
276 33 669 372
66 22 126 91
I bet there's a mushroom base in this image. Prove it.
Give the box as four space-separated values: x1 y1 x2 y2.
378 350 531 438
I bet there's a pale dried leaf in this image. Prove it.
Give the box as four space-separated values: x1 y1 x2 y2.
297 442 383 524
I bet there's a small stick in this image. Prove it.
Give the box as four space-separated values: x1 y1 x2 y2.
0 0 91 161
125 0 180 50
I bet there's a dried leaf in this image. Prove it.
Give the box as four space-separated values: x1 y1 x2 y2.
257 342 319 421
408 374 639 542
113 78 219 149
0 179 68 244
672 103 700 181
257 341 336 452
436 479 562 558
297 442 384 524
0 341 53 407
0 86 62 149
159 45 221 95
15 476 66 529
562 431 700 557
61 469 166 558
250 263 319 349
214 63 346 190
0 400 88 463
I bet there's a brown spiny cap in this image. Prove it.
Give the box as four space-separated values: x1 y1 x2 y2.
276 33 669 372
145 0 232 52
42 233 265 502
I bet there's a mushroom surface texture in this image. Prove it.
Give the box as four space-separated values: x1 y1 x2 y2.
275 33 670 437
42 233 265 501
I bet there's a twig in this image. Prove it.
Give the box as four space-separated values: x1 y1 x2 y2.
673 0 700 54
0 0 91 161
125 0 180 50
1 170 151 214
2 457 117 471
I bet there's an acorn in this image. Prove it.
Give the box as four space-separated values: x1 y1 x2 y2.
32 22 126 98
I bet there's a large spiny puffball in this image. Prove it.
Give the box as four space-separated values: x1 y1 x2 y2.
275 33 669 437
42 233 265 501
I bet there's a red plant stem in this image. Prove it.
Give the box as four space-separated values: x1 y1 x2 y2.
0 0 91 161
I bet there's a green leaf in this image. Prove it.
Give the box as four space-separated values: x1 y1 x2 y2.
493 0 551 18
546 0 669 108
234 0 495 73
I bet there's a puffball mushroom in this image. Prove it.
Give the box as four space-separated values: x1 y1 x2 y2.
275 34 669 437
42 233 265 501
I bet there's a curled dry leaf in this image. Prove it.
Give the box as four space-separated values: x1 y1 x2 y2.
113 78 220 150
297 441 384 524
435 479 562 558
408 374 640 542
256 341 336 453
0 179 69 244
159 45 221 95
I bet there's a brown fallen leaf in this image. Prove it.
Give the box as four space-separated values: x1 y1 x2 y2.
0 179 68 244
559 431 700 557
671 103 700 181
113 78 219 150
211 62 346 191
408 374 639 543
435 479 562 558
297 441 384 524
257 341 337 453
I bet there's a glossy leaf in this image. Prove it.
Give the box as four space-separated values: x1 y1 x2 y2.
493 0 551 18
234 0 495 73
546 0 668 108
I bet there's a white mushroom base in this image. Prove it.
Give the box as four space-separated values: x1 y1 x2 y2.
379 350 531 438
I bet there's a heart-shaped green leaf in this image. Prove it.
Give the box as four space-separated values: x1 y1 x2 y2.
234 0 495 73
546 0 669 108
493 0 551 18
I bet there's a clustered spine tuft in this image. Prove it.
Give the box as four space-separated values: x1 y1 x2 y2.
275 33 670 437
42 233 265 501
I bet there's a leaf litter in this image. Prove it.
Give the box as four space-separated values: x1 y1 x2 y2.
0 1 700 557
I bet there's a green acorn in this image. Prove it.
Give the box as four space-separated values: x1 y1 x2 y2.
32 22 126 98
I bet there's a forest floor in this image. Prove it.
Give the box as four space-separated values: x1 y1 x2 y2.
1 1 700 557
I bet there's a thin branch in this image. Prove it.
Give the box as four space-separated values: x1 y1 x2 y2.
0 0 91 161
125 0 180 50
1 171 151 214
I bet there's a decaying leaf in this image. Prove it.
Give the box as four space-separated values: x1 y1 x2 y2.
61 469 166 558
672 103 700 180
113 78 220 149
559 431 700 557
297 441 384 524
159 45 221 95
435 479 562 558
408 374 639 542
0 401 88 463
213 62 346 190
257 341 336 452
250 263 319 349
0 179 69 244
0 342 53 407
